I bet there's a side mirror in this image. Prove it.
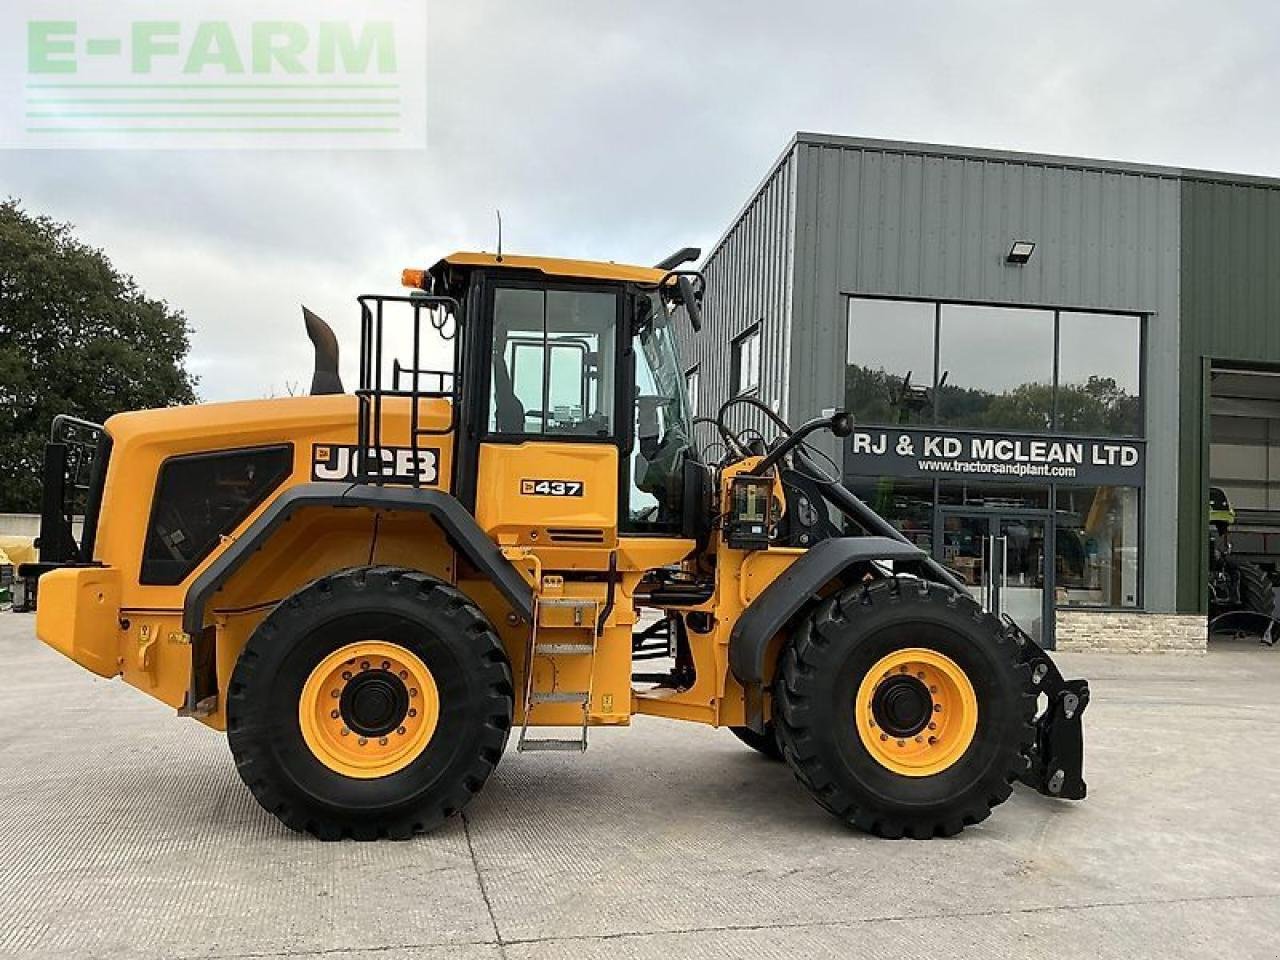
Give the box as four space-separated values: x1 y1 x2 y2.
677 275 703 333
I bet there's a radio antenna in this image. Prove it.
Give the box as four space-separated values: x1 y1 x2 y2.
495 209 504 262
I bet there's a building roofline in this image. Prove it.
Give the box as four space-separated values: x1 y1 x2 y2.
699 134 802 269
793 131 1280 190
701 130 1280 270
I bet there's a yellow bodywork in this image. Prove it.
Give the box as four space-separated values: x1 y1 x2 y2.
32 389 804 736
0 536 37 566
432 251 669 286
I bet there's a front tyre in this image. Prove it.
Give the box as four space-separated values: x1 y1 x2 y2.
775 579 1034 839
227 566 513 840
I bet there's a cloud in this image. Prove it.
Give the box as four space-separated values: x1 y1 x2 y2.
1 0 1276 401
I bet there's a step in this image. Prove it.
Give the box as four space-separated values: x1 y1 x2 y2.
534 643 596 655
518 738 588 753
529 690 590 705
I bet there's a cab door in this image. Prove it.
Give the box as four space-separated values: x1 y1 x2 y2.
471 280 624 551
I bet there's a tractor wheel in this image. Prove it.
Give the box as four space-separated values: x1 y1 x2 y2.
729 724 783 761
227 566 513 840
775 578 1035 839
1232 558 1275 617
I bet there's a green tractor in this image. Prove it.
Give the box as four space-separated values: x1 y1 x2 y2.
1208 487 1276 641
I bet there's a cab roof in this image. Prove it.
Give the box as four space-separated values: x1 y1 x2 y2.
431 251 668 286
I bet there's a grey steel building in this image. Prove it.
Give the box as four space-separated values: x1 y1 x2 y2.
680 132 1280 649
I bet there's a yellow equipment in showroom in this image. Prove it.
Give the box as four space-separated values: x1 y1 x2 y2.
21 248 1088 840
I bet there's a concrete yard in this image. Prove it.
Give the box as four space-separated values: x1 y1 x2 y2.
1 612 1277 960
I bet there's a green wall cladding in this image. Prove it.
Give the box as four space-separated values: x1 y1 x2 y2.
1178 179 1280 610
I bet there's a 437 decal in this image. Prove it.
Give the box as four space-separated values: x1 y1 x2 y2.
520 479 584 497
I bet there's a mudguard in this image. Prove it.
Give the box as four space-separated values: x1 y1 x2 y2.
183 482 534 635
729 536 924 732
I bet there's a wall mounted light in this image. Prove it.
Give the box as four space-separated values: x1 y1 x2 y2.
1006 240 1036 265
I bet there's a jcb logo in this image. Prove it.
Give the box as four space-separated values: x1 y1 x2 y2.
312 444 439 485
521 479 584 497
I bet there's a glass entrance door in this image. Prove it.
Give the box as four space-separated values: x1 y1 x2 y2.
940 512 1050 645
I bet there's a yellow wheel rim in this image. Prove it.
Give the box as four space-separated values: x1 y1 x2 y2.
298 641 440 779
855 648 978 777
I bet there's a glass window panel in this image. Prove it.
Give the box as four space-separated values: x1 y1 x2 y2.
845 477 934 552
732 326 760 395
937 481 1049 511
1054 485 1140 608
489 287 616 437
937 305 1054 431
685 366 700 417
845 299 936 425
1057 312 1142 436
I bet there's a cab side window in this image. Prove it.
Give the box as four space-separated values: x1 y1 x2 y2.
489 287 617 437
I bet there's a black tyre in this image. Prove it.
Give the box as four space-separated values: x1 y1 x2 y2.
729 724 783 761
775 578 1034 839
227 566 513 840
1233 559 1275 616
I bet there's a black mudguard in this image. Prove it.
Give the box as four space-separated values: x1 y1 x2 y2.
729 536 926 732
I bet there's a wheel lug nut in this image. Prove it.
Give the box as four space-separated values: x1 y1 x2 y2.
928 736 937 745
397 726 406 735
408 709 417 718
899 666 909 674
409 688 418 698
342 671 352 681
880 733 888 741
330 710 339 719
914 736 923 743
933 704 942 712
340 728 349 736
399 670 408 679
379 737 388 746
896 739 905 747
361 661 370 671
358 737 368 746
382 661 390 670
330 690 340 699
929 685 938 693
928 722 937 730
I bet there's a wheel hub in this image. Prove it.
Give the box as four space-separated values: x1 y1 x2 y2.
871 675 933 738
854 648 979 777
340 670 410 737
298 641 440 779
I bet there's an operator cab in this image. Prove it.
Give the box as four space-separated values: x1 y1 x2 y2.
400 251 704 540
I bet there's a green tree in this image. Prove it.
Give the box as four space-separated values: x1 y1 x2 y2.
0 199 197 512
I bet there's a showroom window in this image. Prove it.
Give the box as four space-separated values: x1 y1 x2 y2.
1053 485 1140 608
1057 313 1142 436
845 298 1144 436
731 324 761 395
937 305 1055 432
846 299 936 425
845 478 935 551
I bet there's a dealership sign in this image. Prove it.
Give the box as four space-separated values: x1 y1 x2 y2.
845 426 1145 486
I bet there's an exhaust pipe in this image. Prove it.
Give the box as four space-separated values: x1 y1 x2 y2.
303 306 344 396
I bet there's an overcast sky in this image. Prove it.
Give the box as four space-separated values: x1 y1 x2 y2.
2 0 1276 402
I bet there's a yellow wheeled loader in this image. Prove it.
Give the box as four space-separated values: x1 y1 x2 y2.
20 248 1088 840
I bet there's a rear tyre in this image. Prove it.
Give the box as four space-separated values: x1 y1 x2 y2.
1234 559 1275 616
729 724 783 761
775 578 1034 839
227 566 513 840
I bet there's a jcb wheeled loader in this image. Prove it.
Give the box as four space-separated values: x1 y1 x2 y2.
21 249 1088 840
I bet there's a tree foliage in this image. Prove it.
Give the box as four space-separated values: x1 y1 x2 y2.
845 364 1139 435
0 199 197 512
